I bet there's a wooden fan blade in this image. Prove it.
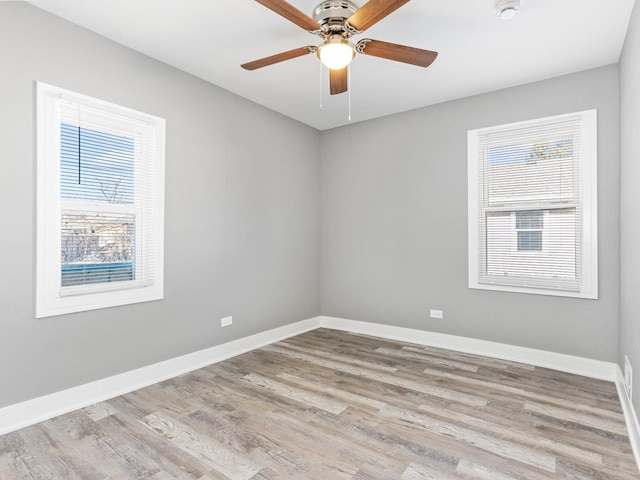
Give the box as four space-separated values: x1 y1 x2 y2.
241 47 314 70
357 39 437 67
255 0 321 32
329 67 348 95
346 0 411 32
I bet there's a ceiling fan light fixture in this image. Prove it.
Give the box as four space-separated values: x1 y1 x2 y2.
495 0 521 20
318 35 355 70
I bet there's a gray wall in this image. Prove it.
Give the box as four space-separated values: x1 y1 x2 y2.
0 1 630 412
620 0 640 419
320 65 620 362
0 3 320 408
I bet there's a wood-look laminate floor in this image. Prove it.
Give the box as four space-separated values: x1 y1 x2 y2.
1 328 638 479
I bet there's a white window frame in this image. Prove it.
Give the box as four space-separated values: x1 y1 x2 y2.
36 82 165 317
468 110 598 299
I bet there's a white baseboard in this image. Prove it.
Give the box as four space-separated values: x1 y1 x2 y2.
2 312 637 476
0 316 321 436
319 316 619 380
319 316 640 473
616 367 640 471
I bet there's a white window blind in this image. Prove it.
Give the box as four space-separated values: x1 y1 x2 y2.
468 110 597 298
37 83 165 317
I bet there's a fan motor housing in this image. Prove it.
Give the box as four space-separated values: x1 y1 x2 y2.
313 1 359 33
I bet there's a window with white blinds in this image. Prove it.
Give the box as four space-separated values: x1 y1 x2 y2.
36 83 165 317
468 110 598 298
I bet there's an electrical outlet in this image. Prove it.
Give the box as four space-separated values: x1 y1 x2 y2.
624 355 633 403
430 309 443 319
221 316 233 327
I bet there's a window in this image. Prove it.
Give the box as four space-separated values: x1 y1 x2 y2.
37 83 165 317
468 110 597 298
515 210 543 252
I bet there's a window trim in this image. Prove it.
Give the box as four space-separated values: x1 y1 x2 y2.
467 110 598 299
36 82 165 318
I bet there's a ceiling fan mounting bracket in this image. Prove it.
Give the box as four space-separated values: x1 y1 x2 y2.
355 38 371 54
313 0 360 37
343 21 363 36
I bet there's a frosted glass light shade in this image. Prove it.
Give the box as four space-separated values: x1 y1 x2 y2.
319 39 354 70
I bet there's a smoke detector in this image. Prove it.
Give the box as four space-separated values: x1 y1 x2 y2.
495 0 521 20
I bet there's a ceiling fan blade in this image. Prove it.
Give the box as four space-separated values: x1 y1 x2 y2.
329 67 348 95
241 47 315 70
255 0 321 32
357 39 437 67
346 0 411 32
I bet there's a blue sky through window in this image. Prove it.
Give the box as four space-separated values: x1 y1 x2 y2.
488 138 572 166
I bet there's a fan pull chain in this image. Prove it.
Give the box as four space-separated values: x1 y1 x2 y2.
319 62 323 111
348 66 352 122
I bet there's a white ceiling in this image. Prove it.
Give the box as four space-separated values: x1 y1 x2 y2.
25 0 636 131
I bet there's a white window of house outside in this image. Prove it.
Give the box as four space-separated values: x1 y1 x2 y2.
36 82 165 317
468 110 597 299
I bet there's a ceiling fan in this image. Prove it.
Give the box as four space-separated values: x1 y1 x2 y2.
241 0 438 95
